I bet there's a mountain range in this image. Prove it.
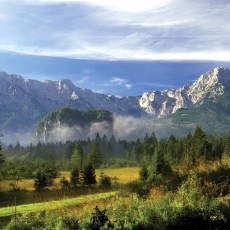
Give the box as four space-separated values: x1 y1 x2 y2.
1 67 230 143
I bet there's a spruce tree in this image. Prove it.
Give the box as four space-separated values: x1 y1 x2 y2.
82 163 97 186
88 142 102 168
70 167 79 188
71 142 84 170
150 143 172 178
34 170 48 192
139 163 149 181
193 126 209 158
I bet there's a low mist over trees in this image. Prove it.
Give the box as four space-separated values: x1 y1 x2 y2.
0 126 229 182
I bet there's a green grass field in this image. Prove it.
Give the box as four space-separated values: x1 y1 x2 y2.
0 191 117 218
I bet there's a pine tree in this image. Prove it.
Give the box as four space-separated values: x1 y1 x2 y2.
139 163 149 181
71 142 84 170
143 134 152 158
131 139 142 161
193 126 209 158
212 139 224 162
150 143 172 178
88 142 102 168
166 134 177 163
70 167 79 188
34 170 48 192
82 163 97 186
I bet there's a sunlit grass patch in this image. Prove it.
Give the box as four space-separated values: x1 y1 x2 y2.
0 191 117 218
96 167 139 184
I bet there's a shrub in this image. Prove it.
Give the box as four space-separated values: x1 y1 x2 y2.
86 206 114 230
99 171 112 188
34 170 49 192
60 176 70 190
53 215 79 230
126 180 151 198
5 212 45 230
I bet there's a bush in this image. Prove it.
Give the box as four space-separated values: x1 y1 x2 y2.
34 170 49 192
60 176 70 190
99 171 112 188
53 215 79 230
5 212 45 230
168 201 230 229
86 206 114 230
126 180 151 198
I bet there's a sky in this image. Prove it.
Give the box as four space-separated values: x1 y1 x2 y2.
0 0 230 95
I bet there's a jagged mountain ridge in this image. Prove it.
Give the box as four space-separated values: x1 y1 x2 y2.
140 67 230 117
0 67 230 138
0 71 141 133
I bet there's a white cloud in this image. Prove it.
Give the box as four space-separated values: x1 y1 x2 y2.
74 76 90 84
104 77 128 87
17 0 173 13
102 77 133 92
1 0 230 61
125 84 133 89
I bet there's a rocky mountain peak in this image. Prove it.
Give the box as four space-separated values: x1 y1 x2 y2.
1 67 230 143
139 67 230 117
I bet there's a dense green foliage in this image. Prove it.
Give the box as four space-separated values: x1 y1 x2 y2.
34 163 58 191
82 163 97 186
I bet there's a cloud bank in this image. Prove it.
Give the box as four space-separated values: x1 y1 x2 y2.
0 0 230 61
30 114 174 144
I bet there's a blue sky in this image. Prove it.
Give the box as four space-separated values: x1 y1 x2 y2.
0 0 230 95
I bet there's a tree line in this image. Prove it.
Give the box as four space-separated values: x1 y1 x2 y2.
1 126 230 191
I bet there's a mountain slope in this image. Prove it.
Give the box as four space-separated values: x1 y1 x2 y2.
1 67 230 143
165 91 230 135
35 107 113 142
0 71 141 133
139 67 230 117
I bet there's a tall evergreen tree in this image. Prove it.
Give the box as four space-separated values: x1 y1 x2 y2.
34 170 49 192
166 134 177 163
70 167 79 188
212 139 224 162
143 134 152 158
71 142 84 170
139 162 149 181
82 163 97 186
150 143 172 178
88 142 102 168
131 139 143 161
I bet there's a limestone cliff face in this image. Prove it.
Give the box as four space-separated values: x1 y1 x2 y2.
1 67 230 135
0 71 141 133
139 67 230 118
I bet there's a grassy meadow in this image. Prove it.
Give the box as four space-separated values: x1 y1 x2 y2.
0 157 229 229
0 167 139 192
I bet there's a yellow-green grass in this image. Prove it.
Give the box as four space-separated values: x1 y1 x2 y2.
61 167 139 184
96 167 139 184
0 167 139 192
0 191 117 218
